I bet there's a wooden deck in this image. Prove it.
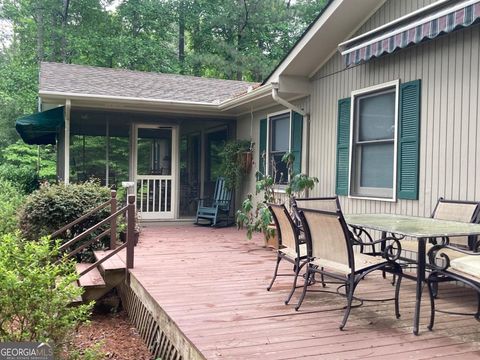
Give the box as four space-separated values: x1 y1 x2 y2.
125 224 480 360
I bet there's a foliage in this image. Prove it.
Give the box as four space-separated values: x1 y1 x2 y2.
18 181 111 250
219 139 252 190
0 141 57 193
0 179 24 235
237 152 318 239
0 233 93 356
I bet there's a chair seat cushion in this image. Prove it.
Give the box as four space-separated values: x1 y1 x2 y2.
279 243 307 259
450 256 480 280
311 253 386 275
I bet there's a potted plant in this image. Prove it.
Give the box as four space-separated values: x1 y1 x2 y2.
236 152 318 248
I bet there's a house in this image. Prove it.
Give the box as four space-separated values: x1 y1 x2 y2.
17 0 480 221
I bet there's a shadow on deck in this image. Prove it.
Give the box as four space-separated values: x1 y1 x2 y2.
119 224 480 360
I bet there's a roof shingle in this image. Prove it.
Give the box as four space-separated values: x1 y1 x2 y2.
40 62 257 104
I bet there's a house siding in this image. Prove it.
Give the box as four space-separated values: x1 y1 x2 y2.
310 0 480 217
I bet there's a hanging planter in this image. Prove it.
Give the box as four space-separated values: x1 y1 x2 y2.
239 150 253 174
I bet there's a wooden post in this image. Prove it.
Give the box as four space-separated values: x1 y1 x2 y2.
126 194 136 269
110 190 117 249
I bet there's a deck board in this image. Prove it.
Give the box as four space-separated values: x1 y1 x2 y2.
127 224 480 359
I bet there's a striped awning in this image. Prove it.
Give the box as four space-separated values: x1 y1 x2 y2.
341 0 480 67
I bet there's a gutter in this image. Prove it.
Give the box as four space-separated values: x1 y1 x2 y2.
39 91 219 109
271 83 311 178
218 83 272 111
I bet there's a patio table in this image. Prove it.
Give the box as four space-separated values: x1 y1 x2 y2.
344 213 480 335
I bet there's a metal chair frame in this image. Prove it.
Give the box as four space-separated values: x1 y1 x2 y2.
395 198 480 287
295 207 404 330
267 204 309 305
426 244 480 330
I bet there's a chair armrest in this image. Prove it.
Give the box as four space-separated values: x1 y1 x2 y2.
349 226 403 261
428 243 480 271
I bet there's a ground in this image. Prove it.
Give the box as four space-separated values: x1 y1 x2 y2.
72 310 151 360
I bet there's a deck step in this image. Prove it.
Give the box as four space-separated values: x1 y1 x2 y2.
93 250 126 272
76 263 106 288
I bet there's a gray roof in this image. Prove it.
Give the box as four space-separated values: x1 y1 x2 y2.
40 62 256 104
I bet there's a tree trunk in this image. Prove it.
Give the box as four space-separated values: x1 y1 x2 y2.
34 1 44 62
178 0 186 74
60 0 70 63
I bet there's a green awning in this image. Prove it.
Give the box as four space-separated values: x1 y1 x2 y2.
15 106 64 145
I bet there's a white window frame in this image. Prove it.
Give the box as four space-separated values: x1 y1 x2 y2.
266 110 293 186
348 80 400 202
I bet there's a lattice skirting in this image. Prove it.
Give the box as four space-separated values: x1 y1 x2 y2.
118 282 182 360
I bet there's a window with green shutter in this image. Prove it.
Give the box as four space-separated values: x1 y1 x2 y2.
335 98 351 196
336 79 421 200
259 118 267 177
260 111 304 184
397 80 421 200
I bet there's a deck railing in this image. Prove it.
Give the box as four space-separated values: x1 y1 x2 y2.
51 191 136 276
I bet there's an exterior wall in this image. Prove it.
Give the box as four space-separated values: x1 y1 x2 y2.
308 0 480 217
235 97 310 205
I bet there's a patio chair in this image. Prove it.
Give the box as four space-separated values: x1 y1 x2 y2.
267 204 309 305
195 177 232 227
295 207 403 330
397 198 480 285
426 244 480 330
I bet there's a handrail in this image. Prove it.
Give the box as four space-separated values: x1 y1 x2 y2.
59 206 128 252
62 229 110 261
53 193 136 281
51 196 113 239
78 242 127 277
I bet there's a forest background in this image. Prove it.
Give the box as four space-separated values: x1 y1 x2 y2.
0 0 326 187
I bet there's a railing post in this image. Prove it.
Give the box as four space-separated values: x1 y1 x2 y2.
110 190 117 249
126 194 136 269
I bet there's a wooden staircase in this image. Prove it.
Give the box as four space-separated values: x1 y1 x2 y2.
76 250 127 302
51 191 137 304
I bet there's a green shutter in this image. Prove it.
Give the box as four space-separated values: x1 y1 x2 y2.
335 98 351 196
291 112 303 175
398 79 421 200
259 118 267 176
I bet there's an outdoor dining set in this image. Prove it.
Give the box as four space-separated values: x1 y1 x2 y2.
266 197 480 335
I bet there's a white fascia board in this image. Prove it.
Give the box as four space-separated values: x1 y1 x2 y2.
39 91 217 108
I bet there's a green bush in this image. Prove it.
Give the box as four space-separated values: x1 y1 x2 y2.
0 163 40 194
0 179 24 235
0 233 93 356
18 181 111 246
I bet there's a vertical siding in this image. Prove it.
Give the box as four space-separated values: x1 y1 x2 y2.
307 0 480 217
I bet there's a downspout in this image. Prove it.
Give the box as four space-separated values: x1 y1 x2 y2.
271 83 311 180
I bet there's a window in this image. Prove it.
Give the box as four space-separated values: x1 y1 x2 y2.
349 81 399 200
269 113 290 184
259 111 303 184
336 79 420 201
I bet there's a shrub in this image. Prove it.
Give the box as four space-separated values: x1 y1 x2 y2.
0 163 39 194
18 182 112 256
0 179 24 235
0 233 93 356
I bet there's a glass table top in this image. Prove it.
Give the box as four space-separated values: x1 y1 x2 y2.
344 213 480 238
